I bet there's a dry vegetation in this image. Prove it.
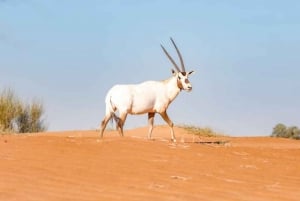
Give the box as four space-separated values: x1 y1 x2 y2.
179 124 225 137
0 88 46 134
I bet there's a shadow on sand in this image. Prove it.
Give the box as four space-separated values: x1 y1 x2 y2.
186 140 230 145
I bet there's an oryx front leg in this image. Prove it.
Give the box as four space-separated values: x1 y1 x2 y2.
148 112 155 140
160 111 176 142
116 112 127 137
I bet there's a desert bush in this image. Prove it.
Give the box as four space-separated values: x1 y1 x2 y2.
271 123 287 138
0 89 22 132
271 123 300 140
16 101 46 133
285 126 300 140
0 88 46 133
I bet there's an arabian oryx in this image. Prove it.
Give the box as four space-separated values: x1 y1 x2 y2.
99 38 194 142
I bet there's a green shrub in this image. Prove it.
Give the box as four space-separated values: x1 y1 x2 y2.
0 88 46 133
271 123 287 138
271 123 300 140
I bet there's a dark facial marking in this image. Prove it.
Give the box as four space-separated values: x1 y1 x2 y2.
177 78 183 90
185 79 190 84
181 72 187 76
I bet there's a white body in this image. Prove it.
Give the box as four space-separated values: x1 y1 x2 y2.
106 78 180 115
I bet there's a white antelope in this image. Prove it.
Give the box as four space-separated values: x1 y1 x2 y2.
99 38 194 142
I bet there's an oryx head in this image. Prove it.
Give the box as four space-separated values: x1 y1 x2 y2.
161 38 195 92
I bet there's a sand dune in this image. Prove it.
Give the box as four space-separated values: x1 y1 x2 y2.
1 126 300 201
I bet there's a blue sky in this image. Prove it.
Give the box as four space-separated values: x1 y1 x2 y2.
1 0 299 136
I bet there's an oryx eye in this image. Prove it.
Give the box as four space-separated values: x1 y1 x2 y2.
178 76 181 80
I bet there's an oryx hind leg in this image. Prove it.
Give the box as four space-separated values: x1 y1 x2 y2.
160 111 176 142
116 112 127 137
100 113 113 138
148 112 155 140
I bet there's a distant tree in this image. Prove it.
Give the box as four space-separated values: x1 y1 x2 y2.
0 88 46 133
271 123 287 138
285 126 300 140
271 123 300 140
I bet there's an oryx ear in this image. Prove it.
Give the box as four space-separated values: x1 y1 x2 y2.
188 70 195 76
171 69 177 75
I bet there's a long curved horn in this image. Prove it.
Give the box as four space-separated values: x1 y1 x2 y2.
160 44 181 72
170 37 185 72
